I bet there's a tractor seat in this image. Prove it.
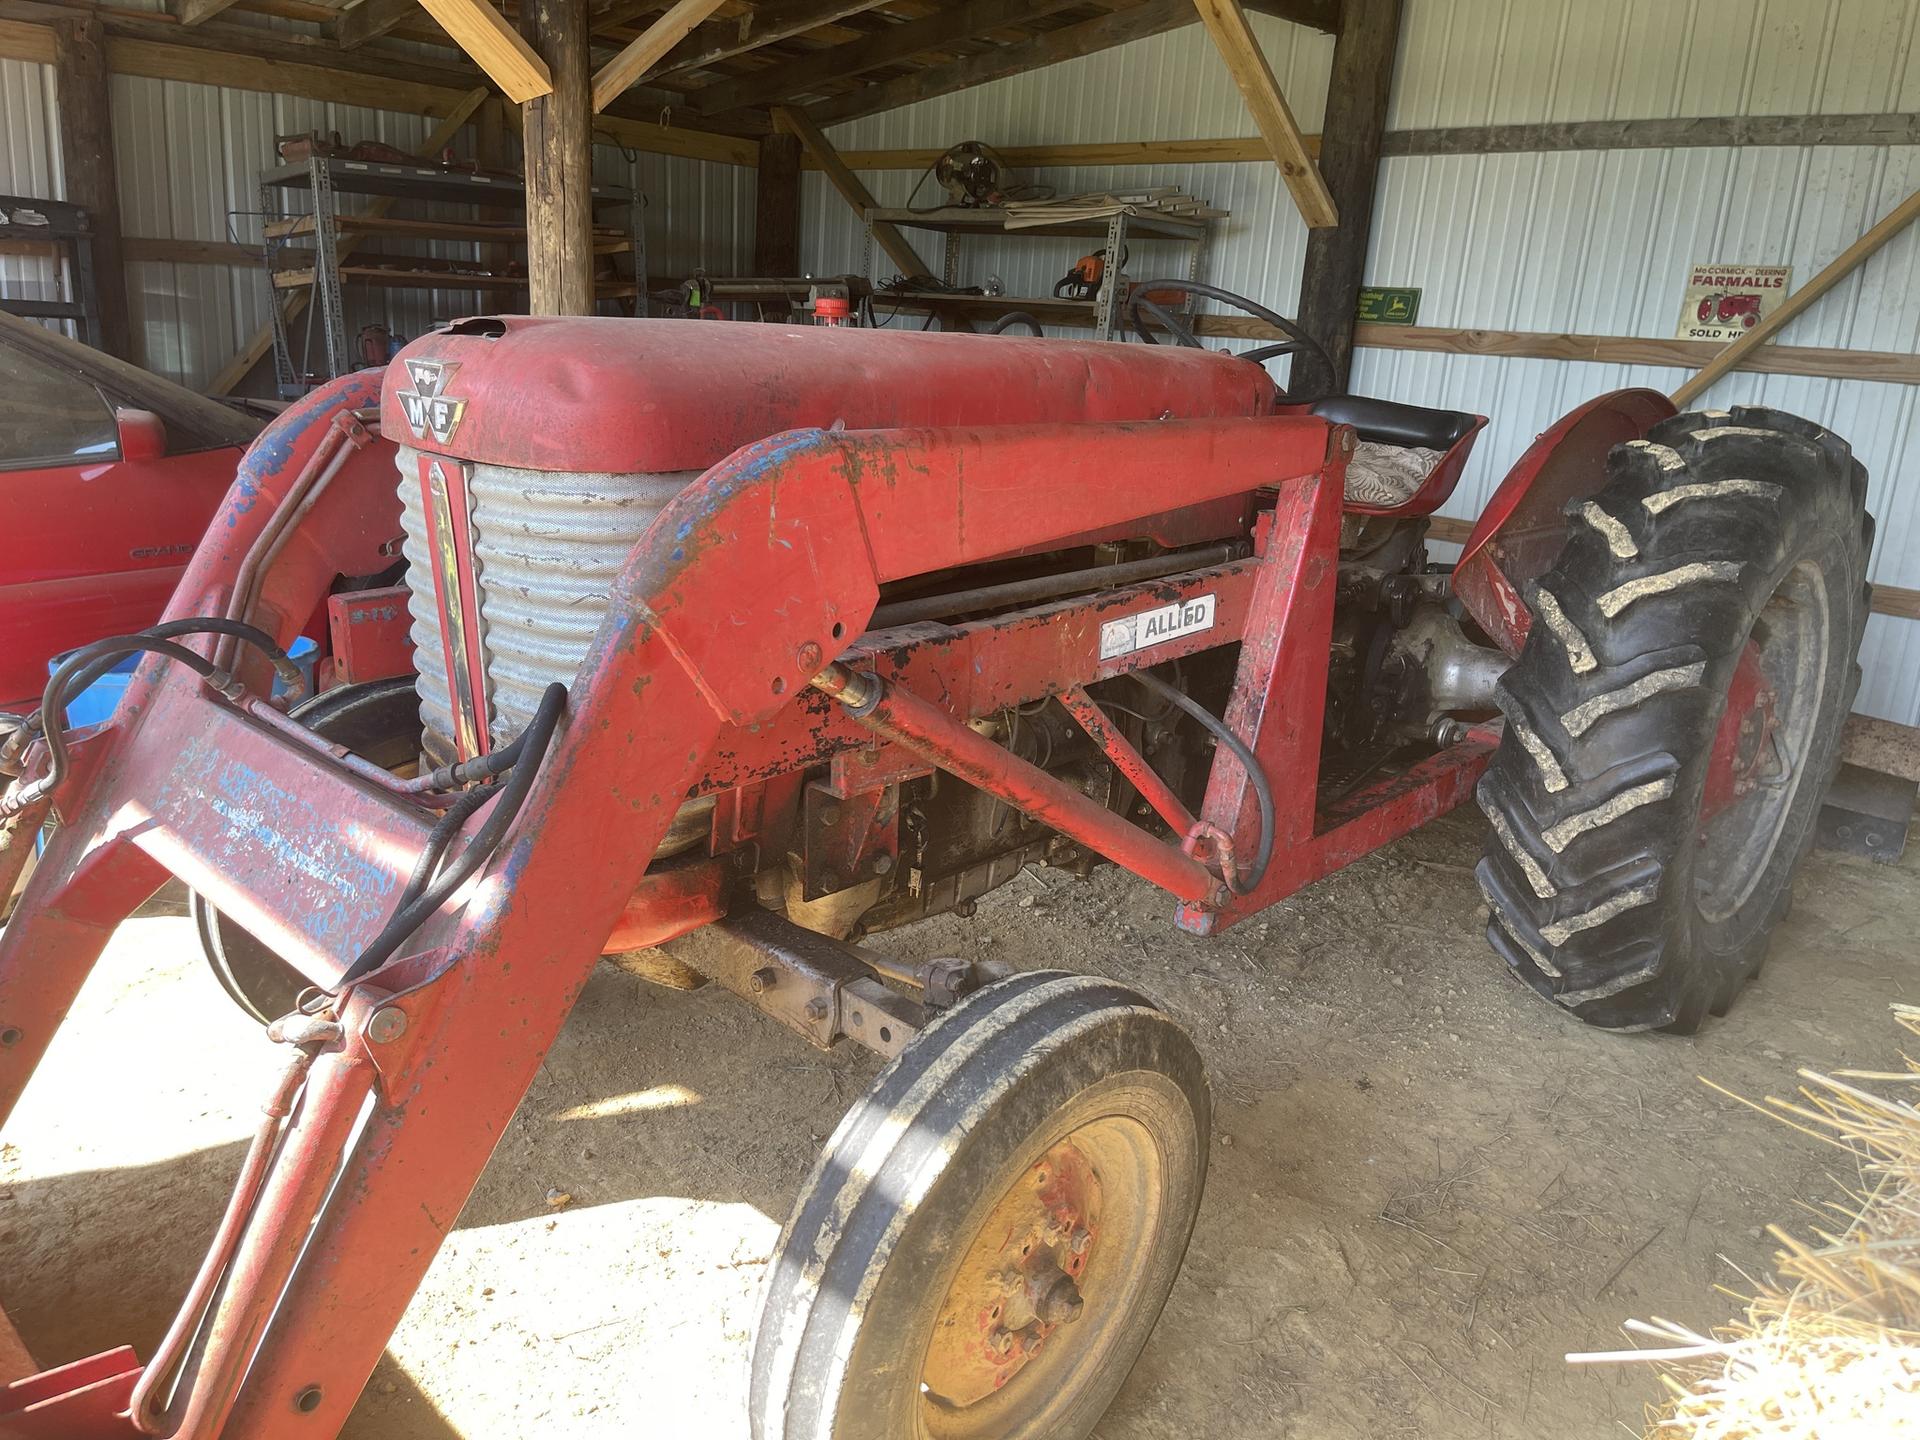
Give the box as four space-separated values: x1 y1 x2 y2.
1311 395 1487 517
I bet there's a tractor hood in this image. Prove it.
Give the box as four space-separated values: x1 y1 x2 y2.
379 315 1278 473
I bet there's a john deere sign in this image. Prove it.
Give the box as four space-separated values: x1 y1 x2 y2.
1357 287 1421 325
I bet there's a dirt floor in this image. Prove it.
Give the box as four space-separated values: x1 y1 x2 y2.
2 805 1915 1439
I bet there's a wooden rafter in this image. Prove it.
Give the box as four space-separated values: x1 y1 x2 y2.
771 104 932 279
174 0 246 25
1241 0 1338 30
1191 0 1336 228
414 0 552 100
0 7 758 158
333 0 416 49
609 0 894 76
692 0 1081 116
590 0 728 112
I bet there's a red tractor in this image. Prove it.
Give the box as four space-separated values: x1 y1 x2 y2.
0 280 1873 1439
1697 291 1764 329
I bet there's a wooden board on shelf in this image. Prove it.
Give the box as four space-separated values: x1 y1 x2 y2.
262 212 632 252
272 264 635 297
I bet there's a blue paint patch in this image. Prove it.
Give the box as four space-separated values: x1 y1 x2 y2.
226 376 381 526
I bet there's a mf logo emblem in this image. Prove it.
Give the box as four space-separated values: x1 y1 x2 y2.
397 359 468 446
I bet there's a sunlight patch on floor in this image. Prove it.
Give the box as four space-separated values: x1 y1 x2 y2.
385 1197 779 1439
0 915 283 1184
552 1083 703 1122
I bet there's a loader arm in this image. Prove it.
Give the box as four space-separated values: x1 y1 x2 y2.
0 395 1341 1436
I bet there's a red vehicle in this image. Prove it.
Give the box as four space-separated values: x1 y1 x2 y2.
0 311 261 711
0 282 1873 1439
1697 291 1763 328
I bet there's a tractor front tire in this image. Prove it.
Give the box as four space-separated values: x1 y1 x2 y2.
1476 407 1872 1032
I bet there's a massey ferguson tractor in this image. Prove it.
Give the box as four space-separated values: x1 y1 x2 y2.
0 280 1873 1439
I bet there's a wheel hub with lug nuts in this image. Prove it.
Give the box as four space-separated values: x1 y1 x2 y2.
921 1139 1102 1409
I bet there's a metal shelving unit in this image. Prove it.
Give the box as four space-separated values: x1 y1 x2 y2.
0 195 102 347
861 203 1214 341
257 156 644 397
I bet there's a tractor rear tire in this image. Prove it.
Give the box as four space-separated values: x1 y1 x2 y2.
750 970 1209 1440
1476 407 1872 1032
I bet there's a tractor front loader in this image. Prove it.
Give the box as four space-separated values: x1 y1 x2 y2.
0 289 1872 1439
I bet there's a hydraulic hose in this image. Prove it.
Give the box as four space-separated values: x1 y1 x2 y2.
336 682 568 989
14 635 230 808
64 619 302 701
7 619 308 811
1131 670 1274 895
987 310 1044 336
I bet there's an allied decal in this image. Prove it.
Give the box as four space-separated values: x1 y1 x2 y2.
398 358 468 446
1099 594 1217 660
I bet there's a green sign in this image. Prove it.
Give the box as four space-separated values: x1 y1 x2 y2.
1357 286 1421 325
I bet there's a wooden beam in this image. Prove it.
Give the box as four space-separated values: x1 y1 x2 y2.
1295 0 1401 387
0 16 52 59
126 236 263 264
52 14 130 358
105 30 469 114
206 86 487 396
826 136 1304 171
692 0 1082 116
521 0 594 313
771 104 933 279
805 0 1197 127
1345 323 1920 387
1386 111 1920 156
333 0 417 49
597 0 887 71
0 12 755 163
174 0 246 27
753 129 801 275
820 111 1920 171
1672 185 1920 407
416 0 551 100
1191 0 1336 228
590 0 727 113
1239 0 1337 29
10 2 493 93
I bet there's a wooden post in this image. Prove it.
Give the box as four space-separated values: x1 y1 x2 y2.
521 0 595 315
1295 0 1403 391
771 105 932 280
52 15 131 359
754 131 802 276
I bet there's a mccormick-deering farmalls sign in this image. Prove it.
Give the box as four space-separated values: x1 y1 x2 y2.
1677 262 1791 342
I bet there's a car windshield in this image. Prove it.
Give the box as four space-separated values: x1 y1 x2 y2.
0 342 118 470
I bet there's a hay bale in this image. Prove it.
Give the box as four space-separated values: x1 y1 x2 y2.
1571 1003 1920 1435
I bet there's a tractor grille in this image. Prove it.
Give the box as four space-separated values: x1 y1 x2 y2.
396 445 696 763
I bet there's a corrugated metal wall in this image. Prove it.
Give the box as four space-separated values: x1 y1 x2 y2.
799 0 1920 724
0 59 64 325
4 39 753 390
7 0 1918 720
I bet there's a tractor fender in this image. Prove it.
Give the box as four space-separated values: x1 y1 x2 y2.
1450 387 1676 657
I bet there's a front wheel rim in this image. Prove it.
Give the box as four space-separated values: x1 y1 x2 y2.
917 1113 1164 1437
